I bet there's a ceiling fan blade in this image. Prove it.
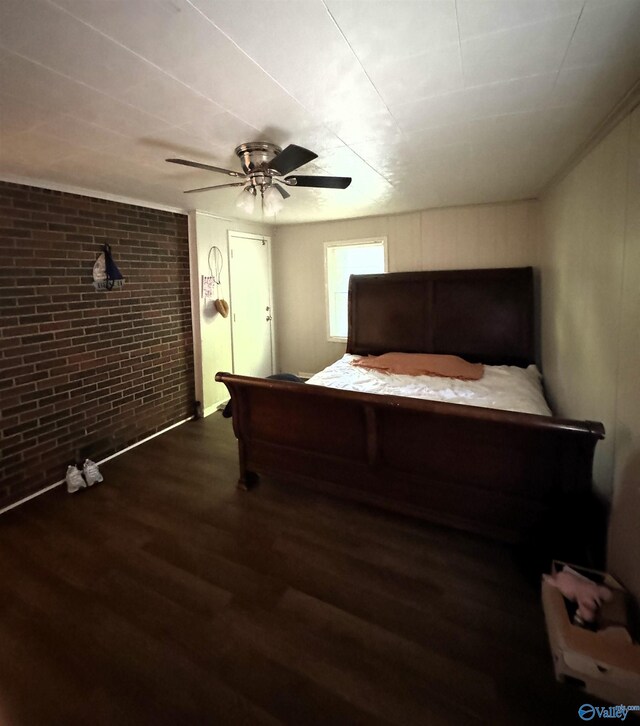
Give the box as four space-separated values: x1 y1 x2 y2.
166 158 243 177
184 182 246 193
285 175 352 189
273 183 291 200
269 144 318 175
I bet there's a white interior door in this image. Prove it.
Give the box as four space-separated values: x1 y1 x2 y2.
228 232 274 378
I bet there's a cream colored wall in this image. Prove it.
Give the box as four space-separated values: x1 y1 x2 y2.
609 106 640 606
191 211 272 413
540 106 640 603
272 200 540 375
540 120 629 495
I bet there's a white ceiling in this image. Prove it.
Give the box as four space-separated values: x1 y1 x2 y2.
0 0 639 224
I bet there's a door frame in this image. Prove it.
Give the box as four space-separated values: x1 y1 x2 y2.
227 230 276 376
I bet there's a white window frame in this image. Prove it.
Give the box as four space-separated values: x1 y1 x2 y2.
324 237 388 343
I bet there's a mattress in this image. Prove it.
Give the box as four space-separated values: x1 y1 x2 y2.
305 354 551 417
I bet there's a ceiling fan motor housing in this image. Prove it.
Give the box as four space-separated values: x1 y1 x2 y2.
234 142 282 175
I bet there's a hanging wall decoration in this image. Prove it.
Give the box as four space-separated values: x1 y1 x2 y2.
93 244 125 290
214 298 229 317
202 274 216 300
203 246 229 317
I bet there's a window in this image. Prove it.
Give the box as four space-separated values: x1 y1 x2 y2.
325 238 387 341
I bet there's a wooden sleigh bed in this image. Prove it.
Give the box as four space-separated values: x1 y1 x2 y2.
216 267 604 544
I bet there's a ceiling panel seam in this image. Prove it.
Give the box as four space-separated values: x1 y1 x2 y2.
0 46 175 139
453 0 465 89
549 1 586 96
46 0 262 133
320 0 402 131
183 0 341 147
184 0 393 187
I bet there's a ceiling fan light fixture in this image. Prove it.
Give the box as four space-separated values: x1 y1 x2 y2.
262 184 284 216
235 187 256 214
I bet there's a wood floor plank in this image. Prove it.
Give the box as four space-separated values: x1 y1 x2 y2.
276 588 496 710
0 414 602 724
217 600 476 726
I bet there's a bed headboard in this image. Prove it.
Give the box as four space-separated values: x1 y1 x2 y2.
346 267 535 367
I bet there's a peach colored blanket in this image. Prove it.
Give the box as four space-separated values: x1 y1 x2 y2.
350 352 484 380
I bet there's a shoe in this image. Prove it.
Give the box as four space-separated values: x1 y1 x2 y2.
83 459 103 486
66 465 86 494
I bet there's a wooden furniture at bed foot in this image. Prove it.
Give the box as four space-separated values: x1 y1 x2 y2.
216 372 604 545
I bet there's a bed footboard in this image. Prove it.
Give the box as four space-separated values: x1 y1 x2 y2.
215 373 604 544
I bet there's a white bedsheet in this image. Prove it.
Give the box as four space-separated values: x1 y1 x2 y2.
305 354 551 416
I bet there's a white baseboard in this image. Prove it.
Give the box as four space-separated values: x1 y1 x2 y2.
204 398 229 417
0 417 192 516
0 478 66 516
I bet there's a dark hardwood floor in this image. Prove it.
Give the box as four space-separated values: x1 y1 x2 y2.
0 414 594 725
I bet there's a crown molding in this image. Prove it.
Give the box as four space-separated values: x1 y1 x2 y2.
0 173 186 214
271 197 538 230
543 77 640 195
192 209 275 229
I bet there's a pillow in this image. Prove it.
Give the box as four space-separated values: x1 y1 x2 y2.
351 352 484 380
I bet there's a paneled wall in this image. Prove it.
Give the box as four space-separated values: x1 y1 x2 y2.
191 212 272 413
272 200 540 375
540 106 640 603
0 182 193 509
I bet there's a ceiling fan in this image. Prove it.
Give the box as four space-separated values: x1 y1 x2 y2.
166 142 352 214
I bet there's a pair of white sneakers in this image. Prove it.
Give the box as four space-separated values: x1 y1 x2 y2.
66 460 103 493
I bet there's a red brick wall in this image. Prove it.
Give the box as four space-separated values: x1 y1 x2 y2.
0 181 194 508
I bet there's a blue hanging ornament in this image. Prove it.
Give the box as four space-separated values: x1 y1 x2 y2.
93 244 125 291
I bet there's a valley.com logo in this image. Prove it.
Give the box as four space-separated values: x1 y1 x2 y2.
578 703 640 720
